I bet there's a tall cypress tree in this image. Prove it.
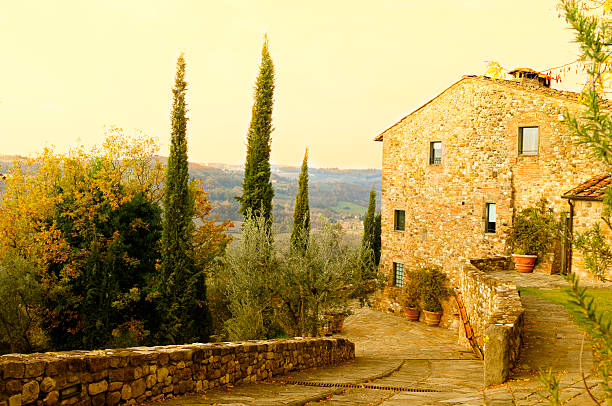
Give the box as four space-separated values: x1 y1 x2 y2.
373 213 381 266
360 189 376 272
159 54 210 343
238 36 275 225
290 149 310 253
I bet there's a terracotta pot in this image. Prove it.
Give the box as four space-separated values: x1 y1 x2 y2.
422 310 442 327
513 254 537 273
404 307 420 321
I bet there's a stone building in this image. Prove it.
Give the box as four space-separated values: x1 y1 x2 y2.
562 174 612 280
375 69 609 284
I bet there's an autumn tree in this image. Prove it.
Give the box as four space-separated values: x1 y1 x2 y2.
0 128 166 351
290 149 310 253
237 36 275 227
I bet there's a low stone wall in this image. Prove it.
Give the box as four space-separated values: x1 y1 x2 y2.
456 259 524 386
0 337 354 406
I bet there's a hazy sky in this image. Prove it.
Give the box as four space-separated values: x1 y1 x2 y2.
0 0 585 169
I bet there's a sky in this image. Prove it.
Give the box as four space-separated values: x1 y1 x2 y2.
0 0 587 169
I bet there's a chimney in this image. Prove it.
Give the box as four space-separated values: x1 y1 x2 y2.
508 68 551 88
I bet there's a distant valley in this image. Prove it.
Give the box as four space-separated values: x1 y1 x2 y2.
0 155 381 232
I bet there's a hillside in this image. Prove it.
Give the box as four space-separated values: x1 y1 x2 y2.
0 155 382 228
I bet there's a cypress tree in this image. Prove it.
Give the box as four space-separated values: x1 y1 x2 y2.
373 213 381 266
290 149 310 253
238 36 275 226
159 54 210 343
360 189 376 272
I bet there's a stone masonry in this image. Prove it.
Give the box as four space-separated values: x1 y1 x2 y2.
456 258 524 385
0 337 354 406
376 74 608 279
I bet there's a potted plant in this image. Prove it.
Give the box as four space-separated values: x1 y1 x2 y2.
401 271 421 321
419 267 452 327
508 199 559 273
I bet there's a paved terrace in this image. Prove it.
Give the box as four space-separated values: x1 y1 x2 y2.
150 272 611 405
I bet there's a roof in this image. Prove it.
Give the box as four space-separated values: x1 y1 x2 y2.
562 174 612 201
374 75 612 142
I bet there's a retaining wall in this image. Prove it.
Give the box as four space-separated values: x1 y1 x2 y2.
0 337 354 406
456 258 524 386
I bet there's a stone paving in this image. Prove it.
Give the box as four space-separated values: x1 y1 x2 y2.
150 271 610 406
482 272 610 406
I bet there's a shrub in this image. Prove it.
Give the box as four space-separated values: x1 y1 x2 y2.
508 199 560 257
0 253 48 354
574 223 612 281
401 270 421 309
419 267 453 313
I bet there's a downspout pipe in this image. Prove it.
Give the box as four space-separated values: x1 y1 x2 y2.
568 199 574 275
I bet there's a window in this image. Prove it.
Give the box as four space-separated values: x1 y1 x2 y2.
486 203 496 233
393 262 404 287
519 127 538 155
394 210 405 231
429 141 442 164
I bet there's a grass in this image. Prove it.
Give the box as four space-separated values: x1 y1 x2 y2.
330 201 367 215
520 286 612 337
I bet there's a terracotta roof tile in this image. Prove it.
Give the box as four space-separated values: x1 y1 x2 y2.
562 174 612 201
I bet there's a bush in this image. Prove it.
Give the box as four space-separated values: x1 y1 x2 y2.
217 214 379 339
0 253 48 354
401 270 421 309
419 267 453 313
222 213 281 341
508 199 560 257
574 223 612 281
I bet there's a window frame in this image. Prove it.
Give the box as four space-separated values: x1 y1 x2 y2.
394 209 405 231
485 202 496 234
518 126 539 155
429 141 442 165
393 262 404 287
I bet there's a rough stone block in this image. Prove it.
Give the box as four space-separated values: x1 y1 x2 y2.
120 384 131 400
24 361 46 378
40 377 57 393
484 325 510 386
131 378 146 398
21 380 39 404
3 362 25 379
88 380 108 396
42 390 59 406
8 394 21 406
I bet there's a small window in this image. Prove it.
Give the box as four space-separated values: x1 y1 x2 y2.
519 127 538 155
430 141 442 165
394 210 405 231
393 262 404 287
486 203 496 233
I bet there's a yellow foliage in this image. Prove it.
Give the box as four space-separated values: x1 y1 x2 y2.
0 128 164 284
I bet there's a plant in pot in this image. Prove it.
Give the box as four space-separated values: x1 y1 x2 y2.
419 267 452 327
508 199 559 273
401 270 421 321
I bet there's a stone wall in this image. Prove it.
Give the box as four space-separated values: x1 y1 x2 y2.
455 258 524 386
378 75 607 285
0 337 354 406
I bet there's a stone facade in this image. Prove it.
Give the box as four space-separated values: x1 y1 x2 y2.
0 337 354 406
376 74 608 279
456 258 524 385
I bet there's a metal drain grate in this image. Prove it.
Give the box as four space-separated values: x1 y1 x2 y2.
282 381 440 393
